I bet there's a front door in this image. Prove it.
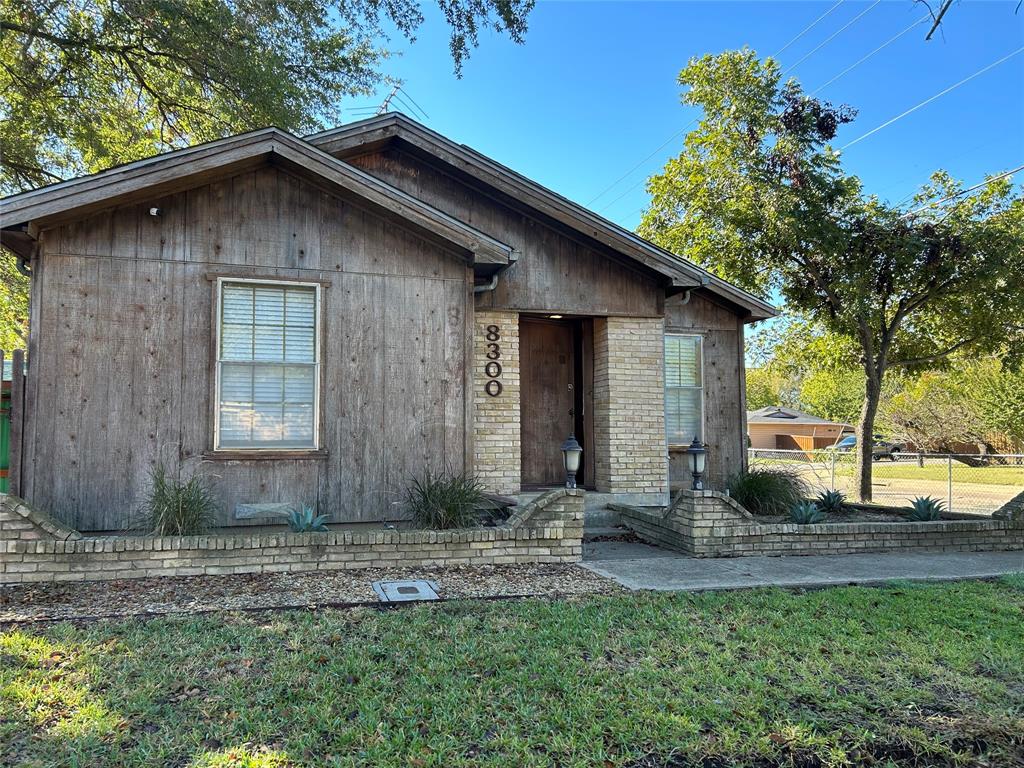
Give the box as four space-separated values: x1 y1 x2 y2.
520 317 583 487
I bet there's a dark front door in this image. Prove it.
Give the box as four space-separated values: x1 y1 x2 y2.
520 317 578 487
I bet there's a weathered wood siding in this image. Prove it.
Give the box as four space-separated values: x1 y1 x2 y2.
664 292 747 488
24 164 471 531
345 149 664 317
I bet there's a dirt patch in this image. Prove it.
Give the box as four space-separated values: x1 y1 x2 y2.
754 507 912 524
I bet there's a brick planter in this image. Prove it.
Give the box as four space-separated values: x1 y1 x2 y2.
0 490 584 585
614 490 1024 558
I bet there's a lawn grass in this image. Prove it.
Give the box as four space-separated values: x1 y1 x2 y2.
755 458 1024 486
3 578 1024 767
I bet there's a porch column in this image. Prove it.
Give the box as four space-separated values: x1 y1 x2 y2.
473 310 521 495
593 317 669 505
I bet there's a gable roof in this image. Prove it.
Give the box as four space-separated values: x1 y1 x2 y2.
308 113 776 321
0 128 513 267
747 406 852 427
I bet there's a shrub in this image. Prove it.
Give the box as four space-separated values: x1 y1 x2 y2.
288 505 329 532
790 500 825 525
143 466 218 536
908 496 945 521
406 469 485 529
816 489 847 515
726 467 807 516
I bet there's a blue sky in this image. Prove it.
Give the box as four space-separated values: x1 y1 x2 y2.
350 0 1023 232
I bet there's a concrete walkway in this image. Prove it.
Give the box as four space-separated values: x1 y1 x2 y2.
581 540 1024 592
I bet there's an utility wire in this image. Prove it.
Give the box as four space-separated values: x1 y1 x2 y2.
902 164 1024 217
586 0 853 211
841 45 1024 150
783 0 883 75
773 0 846 57
811 13 930 95
585 120 695 206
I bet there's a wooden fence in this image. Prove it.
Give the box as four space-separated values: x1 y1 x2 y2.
2 349 26 497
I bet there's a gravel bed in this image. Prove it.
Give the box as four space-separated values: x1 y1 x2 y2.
0 564 622 623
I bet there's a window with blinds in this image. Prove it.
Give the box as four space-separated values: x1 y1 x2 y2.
215 281 319 450
664 334 703 444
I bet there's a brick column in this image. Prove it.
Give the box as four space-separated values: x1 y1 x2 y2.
473 310 521 495
593 317 668 504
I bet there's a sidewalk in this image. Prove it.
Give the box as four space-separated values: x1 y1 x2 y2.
581 540 1024 592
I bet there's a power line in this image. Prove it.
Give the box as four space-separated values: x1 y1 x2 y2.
597 175 650 215
773 0 846 57
585 0 860 211
395 87 430 121
810 13 930 95
902 164 1024 217
841 45 1024 150
782 0 883 76
585 120 695 206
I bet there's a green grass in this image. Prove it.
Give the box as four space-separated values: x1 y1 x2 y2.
3 579 1024 767
757 458 1024 486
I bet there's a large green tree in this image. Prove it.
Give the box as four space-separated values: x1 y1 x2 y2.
0 0 533 193
640 50 1024 501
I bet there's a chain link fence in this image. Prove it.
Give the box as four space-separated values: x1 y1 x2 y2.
748 449 1024 517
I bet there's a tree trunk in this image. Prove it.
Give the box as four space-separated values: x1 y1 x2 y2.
856 374 883 502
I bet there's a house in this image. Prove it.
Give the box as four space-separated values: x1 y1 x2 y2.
747 406 851 451
0 114 775 532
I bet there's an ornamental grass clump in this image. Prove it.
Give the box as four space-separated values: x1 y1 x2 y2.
143 466 218 536
908 496 945 521
790 500 826 525
726 467 807 516
406 469 486 530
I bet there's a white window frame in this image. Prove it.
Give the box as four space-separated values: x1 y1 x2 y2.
213 277 323 452
664 333 705 447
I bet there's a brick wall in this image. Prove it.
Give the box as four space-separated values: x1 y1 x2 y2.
1 495 81 542
0 490 584 585
473 310 521 495
616 491 1024 558
593 317 668 502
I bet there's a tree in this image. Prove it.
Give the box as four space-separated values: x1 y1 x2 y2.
745 367 783 410
0 0 534 193
639 50 1024 501
797 368 863 425
883 369 990 453
0 251 29 350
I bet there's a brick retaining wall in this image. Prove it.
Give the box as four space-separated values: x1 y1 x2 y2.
615 490 1024 558
1 490 584 585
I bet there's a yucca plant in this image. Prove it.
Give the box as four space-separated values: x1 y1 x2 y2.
406 469 485 530
790 500 825 525
143 466 218 536
816 489 847 515
288 505 330 532
726 467 807 516
908 496 945 521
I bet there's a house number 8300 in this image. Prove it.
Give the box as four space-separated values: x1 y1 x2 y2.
484 325 503 396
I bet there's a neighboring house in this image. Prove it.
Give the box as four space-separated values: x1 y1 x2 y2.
0 114 774 532
747 406 851 450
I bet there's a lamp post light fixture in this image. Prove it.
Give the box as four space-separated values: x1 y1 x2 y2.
685 436 707 491
561 434 583 489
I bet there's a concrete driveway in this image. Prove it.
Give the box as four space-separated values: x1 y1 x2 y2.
582 540 1024 592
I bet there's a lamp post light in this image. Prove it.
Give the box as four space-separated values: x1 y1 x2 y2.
561 434 583 489
685 436 707 491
